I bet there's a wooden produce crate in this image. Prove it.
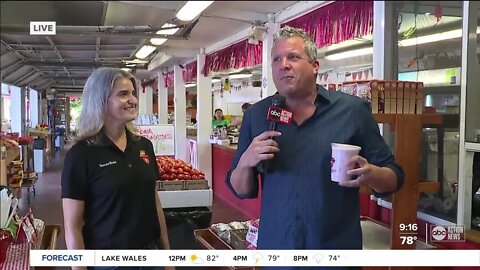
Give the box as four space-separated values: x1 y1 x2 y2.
160 180 185 191
184 179 209 190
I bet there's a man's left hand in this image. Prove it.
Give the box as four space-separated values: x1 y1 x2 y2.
338 155 378 188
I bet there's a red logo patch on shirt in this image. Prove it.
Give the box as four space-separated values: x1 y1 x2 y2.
140 150 150 164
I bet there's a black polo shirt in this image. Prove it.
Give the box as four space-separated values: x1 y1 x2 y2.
61 130 161 249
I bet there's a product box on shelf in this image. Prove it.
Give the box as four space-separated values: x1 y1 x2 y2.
416 82 425 114
403 82 413 114
390 81 398 114
397 81 405 114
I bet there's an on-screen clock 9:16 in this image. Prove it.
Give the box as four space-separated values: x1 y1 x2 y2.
399 223 418 232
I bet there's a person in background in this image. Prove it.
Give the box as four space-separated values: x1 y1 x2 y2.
226 26 404 269
212 108 230 129
61 68 172 270
241 102 252 114
231 103 253 128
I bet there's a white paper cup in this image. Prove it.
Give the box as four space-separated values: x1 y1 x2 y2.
331 143 361 182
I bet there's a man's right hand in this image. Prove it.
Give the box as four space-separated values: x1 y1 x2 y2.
238 131 281 168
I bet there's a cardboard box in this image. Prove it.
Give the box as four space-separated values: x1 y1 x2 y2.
384 81 391 114
378 81 385 114
185 179 209 190
408 82 417 114
161 180 185 191
397 82 404 114
370 80 380 114
389 81 398 114
403 82 412 114
416 82 425 114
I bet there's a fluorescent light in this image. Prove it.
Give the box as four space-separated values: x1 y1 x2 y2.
135 45 156 59
229 73 252 79
425 12 431 15
325 27 480 61
124 58 149 64
121 68 131 72
185 83 197 88
399 27 480 47
176 1 214 21
211 78 221 83
150 23 180 46
150 38 167 46
325 47 373 60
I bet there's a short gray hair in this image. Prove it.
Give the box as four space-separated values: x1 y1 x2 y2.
76 67 138 143
273 26 318 61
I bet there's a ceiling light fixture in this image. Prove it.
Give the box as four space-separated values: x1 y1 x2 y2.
229 73 252 79
151 23 180 46
124 59 149 64
325 47 373 61
185 83 197 88
211 78 222 83
325 27 480 61
176 1 214 22
399 27 480 47
135 45 156 59
121 68 131 72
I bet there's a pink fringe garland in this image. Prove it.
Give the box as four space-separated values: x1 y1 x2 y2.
163 70 174 88
202 39 262 76
282 1 373 48
182 60 197 83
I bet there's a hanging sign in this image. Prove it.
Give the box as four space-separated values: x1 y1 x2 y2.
135 125 175 156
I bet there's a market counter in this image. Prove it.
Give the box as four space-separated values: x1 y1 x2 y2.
212 144 261 220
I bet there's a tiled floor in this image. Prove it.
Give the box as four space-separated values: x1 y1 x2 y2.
18 143 245 251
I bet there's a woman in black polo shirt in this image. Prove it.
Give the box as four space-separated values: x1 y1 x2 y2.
61 68 171 269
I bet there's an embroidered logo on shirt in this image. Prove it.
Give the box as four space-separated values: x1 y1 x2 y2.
140 150 150 165
99 161 117 167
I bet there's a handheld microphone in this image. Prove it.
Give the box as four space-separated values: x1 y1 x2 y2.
258 94 293 173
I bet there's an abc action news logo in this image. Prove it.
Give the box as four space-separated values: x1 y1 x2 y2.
430 225 465 242
267 106 293 124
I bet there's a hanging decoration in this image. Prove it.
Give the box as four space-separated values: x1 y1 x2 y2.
223 78 231 92
202 39 262 76
282 1 373 48
182 61 197 83
141 78 157 93
163 71 174 88
363 69 370 79
434 4 443 22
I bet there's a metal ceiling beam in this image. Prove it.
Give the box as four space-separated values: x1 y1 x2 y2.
1 25 189 39
6 44 140 49
24 60 124 68
1 39 48 83
45 36 72 78
12 69 37 85
95 37 101 62
1 60 24 79
43 75 89 79
19 73 43 86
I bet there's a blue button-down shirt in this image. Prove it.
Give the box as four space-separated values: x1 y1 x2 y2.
227 85 404 254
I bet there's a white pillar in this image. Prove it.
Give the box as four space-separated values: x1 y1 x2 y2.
157 72 169 124
138 83 147 115
29 89 39 128
262 14 279 99
197 50 213 186
145 85 153 115
10 85 22 134
372 1 396 80
174 64 187 162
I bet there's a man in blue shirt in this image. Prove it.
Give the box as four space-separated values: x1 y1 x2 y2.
226 26 404 266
